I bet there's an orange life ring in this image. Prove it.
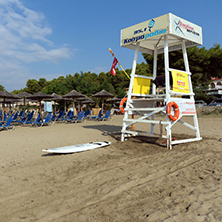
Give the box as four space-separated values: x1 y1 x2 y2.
166 102 180 121
120 97 127 114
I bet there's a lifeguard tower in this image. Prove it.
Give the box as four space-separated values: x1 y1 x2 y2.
120 13 202 149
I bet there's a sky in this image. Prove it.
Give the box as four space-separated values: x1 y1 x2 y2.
0 0 222 91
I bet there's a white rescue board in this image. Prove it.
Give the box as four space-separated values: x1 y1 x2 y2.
42 141 111 154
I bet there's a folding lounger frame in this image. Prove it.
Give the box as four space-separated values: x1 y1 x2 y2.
120 13 202 149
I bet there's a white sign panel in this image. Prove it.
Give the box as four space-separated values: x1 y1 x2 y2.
170 13 202 45
121 13 202 53
169 98 196 116
121 14 169 47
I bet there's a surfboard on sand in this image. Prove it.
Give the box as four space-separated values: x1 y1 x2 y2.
42 141 111 154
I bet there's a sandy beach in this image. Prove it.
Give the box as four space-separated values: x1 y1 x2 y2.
0 112 222 222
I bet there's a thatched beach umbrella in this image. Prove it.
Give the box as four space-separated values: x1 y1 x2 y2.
0 91 20 119
75 95 95 110
63 90 84 99
80 99 95 104
17 92 31 98
63 90 85 112
92 90 114 98
50 93 72 112
0 91 20 100
92 90 114 112
51 92 63 100
27 92 53 113
0 98 20 112
107 97 121 103
17 92 32 111
76 95 95 103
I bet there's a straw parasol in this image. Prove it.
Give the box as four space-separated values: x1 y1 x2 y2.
27 92 53 113
63 90 85 99
63 90 85 112
44 93 67 112
75 95 95 110
17 92 32 98
92 90 114 98
51 93 63 100
0 91 20 100
76 95 95 103
80 99 95 104
107 97 121 103
50 93 72 112
17 92 32 111
0 98 21 112
0 91 20 119
92 90 114 112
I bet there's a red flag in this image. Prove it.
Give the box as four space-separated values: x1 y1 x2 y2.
110 57 118 76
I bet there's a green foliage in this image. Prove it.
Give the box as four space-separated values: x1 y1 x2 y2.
11 89 23 94
142 44 222 102
193 86 215 104
26 79 41 94
38 78 47 88
9 43 222 103
0 84 5 92
142 45 222 87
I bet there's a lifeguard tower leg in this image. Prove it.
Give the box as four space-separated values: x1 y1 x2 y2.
182 40 201 139
151 48 158 134
121 43 140 141
164 35 172 149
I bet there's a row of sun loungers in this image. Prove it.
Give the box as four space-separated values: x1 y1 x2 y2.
0 109 112 131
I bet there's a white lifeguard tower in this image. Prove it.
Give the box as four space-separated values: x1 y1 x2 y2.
120 13 202 149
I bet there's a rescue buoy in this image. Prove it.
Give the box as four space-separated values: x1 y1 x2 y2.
166 102 179 121
120 97 127 114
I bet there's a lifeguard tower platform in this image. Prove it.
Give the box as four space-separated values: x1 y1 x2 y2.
120 13 202 149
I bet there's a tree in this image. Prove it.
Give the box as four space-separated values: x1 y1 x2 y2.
142 45 222 88
78 72 100 95
0 84 5 92
207 44 222 78
26 79 41 94
38 78 47 89
135 62 152 76
11 89 23 94
10 43 222 102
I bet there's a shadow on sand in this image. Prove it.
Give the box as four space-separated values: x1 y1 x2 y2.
83 124 122 140
82 124 167 147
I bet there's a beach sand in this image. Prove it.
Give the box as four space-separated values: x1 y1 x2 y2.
0 113 222 221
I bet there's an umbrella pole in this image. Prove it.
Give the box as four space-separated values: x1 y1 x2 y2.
3 98 5 121
102 99 104 114
73 100 75 114
23 98 26 113
64 100 66 113
39 99 41 114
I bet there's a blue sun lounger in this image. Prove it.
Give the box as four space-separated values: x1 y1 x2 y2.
66 111 85 123
54 110 65 121
97 110 112 121
88 109 102 120
0 115 15 131
32 113 53 126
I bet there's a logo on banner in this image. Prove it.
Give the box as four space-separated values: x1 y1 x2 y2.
174 18 184 35
174 18 199 37
123 19 166 44
133 19 155 35
148 19 155 32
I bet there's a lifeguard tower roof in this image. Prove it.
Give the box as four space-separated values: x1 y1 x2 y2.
121 13 202 55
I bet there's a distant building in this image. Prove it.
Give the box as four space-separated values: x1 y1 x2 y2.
204 77 222 98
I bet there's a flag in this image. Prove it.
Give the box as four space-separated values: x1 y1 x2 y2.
110 57 118 76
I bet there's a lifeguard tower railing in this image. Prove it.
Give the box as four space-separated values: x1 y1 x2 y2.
120 13 202 149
